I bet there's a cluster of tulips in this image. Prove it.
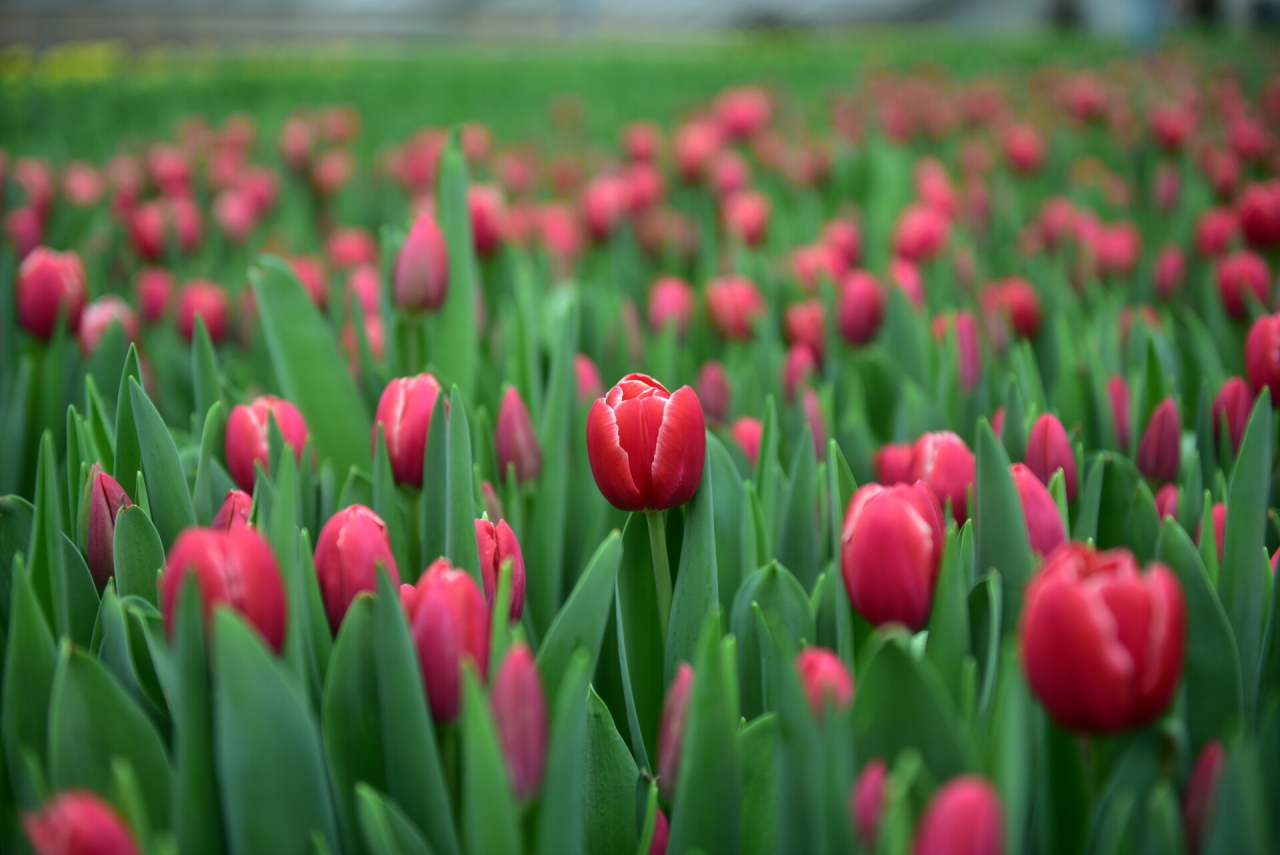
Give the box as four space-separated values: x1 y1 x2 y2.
5 43 1280 855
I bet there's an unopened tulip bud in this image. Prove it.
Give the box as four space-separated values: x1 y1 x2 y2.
393 212 449 312
23 789 141 855
177 279 229 343
782 343 817 402
721 190 770 247
980 276 1042 340
16 247 86 339
648 276 695 338
1214 250 1270 319
674 117 722 183
81 464 132 590
892 203 950 263
837 270 885 346
373 374 446 488
623 121 663 162
1010 463 1066 557
796 646 854 719
78 296 138 357
211 489 253 530
706 275 766 341
1108 374 1132 449
913 776 1003 855
851 760 888 850
1183 741 1226 854
476 518 526 621
136 267 174 324
873 441 915 485
586 374 706 512
1154 245 1185 300
784 300 826 362
649 808 670 855
1212 377 1256 454
225 395 310 492
790 243 846 294
1136 398 1181 484
695 361 731 424
841 482 944 629
1026 413 1077 502
1195 503 1227 566
1194 207 1240 258
657 663 695 801
574 354 604 403
495 387 541 483
1002 122 1046 175
823 218 862 268
410 558 491 722
327 227 378 270
1019 542 1185 731
581 175 629 242
911 431 976 522
1238 181 1280 249
490 642 547 801
1155 484 1179 520
315 505 399 632
730 417 763 467
289 255 329 310
160 525 288 653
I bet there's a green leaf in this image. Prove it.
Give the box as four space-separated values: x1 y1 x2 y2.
583 689 640 855
191 315 222 430
445 388 481 584
986 640 1031 855
112 345 143 490
537 531 622 704
0 494 35 623
1202 747 1273 855
432 128 479 399
268 454 321 702
252 255 372 477
615 516 662 771
1037 714 1088 855
191 402 228 527
1072 456 1105 544
1001 376 1028 463
968 572 1003 715
738 714 778 855
824 439 857 669
1 560 57 808
129 378 195 551
535 649 592 855
0 355 34 496
709 434 746 617
213 609 339 855
974 420 1034 631
420 392 449 568
730 562 814 720
926 526 970 706
460 667 521 855
754 397 780 558
777 424 821 590
667 446 718 683
356 785 435 855
171 579 224 855
113 506 164 606
1141 783 1187 855
27 432 65 635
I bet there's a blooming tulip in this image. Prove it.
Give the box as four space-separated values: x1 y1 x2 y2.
1136 398 1181 484
393 212 449 312
1010 463 1066 556
225 395 310 492
1238 181 1280 249
840 481 944 629
81 464 132 590
495 386 541 484
78 296 138 357
1183 741 1225 854
1026 413 1077 502
695 361 730 424
314 505 399 632
373 374 446 488
475 518 526 621
796 646 854 719
911 431 976 521
16 247 86 339
648 276 695 337
913 776 1003 855
837 270 884 346
1018 542 1185 731
22 789 140 855
491 642 547 801
1213 377 1256 454
1215 250 1270 320
1149 102 1194 153
160 526 288 653
657 663 694 801
409 558 490 722
289 256 329 310
211 489 253 530
851 760 888 850
706 276 766 341
176 280 229 343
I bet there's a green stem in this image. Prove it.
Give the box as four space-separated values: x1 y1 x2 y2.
645 509 673 643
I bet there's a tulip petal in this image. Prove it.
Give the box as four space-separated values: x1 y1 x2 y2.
586 399 646 511
650 386 706 511
1134 566 1186 724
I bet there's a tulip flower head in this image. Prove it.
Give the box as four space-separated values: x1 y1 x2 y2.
1183 741 1226 854
490 642 547 802
374 373 446 488
177 280 229 344
23 789 141 855
80 465 132 590
1136 398 1181 484
912 776 1004 855
837 270 885 346
225 395 310 492
1010 463 1067 557
409 558 491 722
851 760 888 850
211 489 253 530
1212 377 1256 454
706 275 766 342
695 361 731 424
657 663 695 801
1025 413 1077 502
16 247 86 340
393 212 449 312
796 646 854 719
496 386 542 484
475 518 526 621
648 276 696 338
314 504 399 632
910 431 976 522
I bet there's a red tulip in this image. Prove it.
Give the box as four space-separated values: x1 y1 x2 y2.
490 642 547 801
802 388 826 461
1213 377 1256 454
1136 398 1181 484
289 256 329 310
721 189 770 247
822 218 862 268
1026 413 1077 502
649 808 670 855
16 247 86 339
1149 102 1194 153
708 149 749 198
1194 207 1240 258
475 518 526 621
981 276 1042 343
851 760 888 850
495 386 541 484
1247 314 1280 398
873 441 915 485
574 354 604 403
657 663 694 801
212 190 257 242
910 431 976 522
893 203 950 263
373 374 446 488
1155 483 1179 520
624 162 665 212
176 280 229 344
78 296 138 357
81 464 132 590
912 776 1003 855
674 117 723 182
840 481 944 629
782 343 818 402
22 789 140 855
1238 181 1280 249
1183 741 1226 854
915 159 958 220
1002 122 1046 174
225 395 310 492
135 267 174 324
1215 251 1270 319
713 86 772 139
784 299 826 362
1108 374 1132 449
7 206 44 259
408 558 490 722
1010 463 1066 557
345 264 382 316
211 489 253 530
1154 245 1185 300
160 526 288 653
796 646 854 719
932 311 982 391
581 175 630 242
648 276 695 337
315 504 399 632
706 276 766 341
393 212 449 312
729 416 763 467
790 243 847 295
586 374 705 512
327 226 379 269
623 121 662 162
837 270 885 346
1094 222 1141 279
61 161 103 207
1195 503 1227 565
1018 542 1185 731
695 361 731 423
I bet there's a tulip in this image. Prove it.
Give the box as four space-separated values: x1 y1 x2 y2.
1215 251 1270 320
648 276 695 338
1010 463 1066 557
796 646 854 719
315 505 399 632
1154 245 1185 300
673 117 722 182
1194 207 1240 258
790 243 846 294
78 296 138 357
225 395 310 492
1195 503 1227 565
721 190 770 247
1002 122 1046 175
851 760 888 850
706 275 766 341
649 808 670 855
393 212 449 312
289 256 329 310
7 206 44 259
932 311 982 391
476 518 526 621
729 417 763 467
80 465 132 590
893 203 950 263
135 267 174 323
1247 313 1280 399
840 481 944 629
823 218 862 268
581 175 630 242
1026 413 1077 502
1183 741 1226 854
160 526 288 653
1149 102 1194 153
327 226 379 269
574 354 604 403
657 663 694 801
409 558 491 722
713 86 772 139
211 489 253 530
495 386 541 484
1213 377 1256 454
16 247 86 339
213 190 258 242
709 149 749 198
373 374 446 488
537 203 582 269
911 431 976 522
345 264 382 316
490 642 547 801
22 789 141 855
1136 398 1181 484
1155 483 1179 520
625 162 665 212
1238 181 1280 249
782 343 818 402
695 361 731 424
912 776 1003 855
1108 374 1132 450
837 270 885 346
784 300 826 362
873 441 915 485
176 280 229 344
1018 542 1185 731
623 121 662 162
980 276 1042 340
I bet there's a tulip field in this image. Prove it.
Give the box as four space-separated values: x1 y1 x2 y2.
5 34 1280 855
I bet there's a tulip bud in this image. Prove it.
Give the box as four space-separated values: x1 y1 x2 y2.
706 275 766 341
721 190 770 247
910 431 976 522
1136 397 1181 484
851 760 888 850
823 218 862 268
801 388 827 462
1212 377 1256 454
1019 542 1186 731
288 255 329 310
796 646 854 719
490 642 547 801
1010 463 1066 557
136 267 174 324
1195 503 1227 566
657 663 695 801
674 118 722 183
393 212 449 312
581 175 630 242
80 464 132 590
1154 245 1186 300
327 227 379 269
1155 483 1179 520
649 808 670 855
78 296 138 358
932 311 982 391
1025 413 1077 502
1214 250 1270 319
892 203 950 263
782 343 817 403
177 279 229 344
980 276 1042 340
495 387 541 484
841 482 944 629
729 417 763 467
790 243 846 294
16 247 87 339
586 373 706 512
476 518 526 621
623 121 662 162
1194 207 1240 258
373 374 446 488
695 361 731 424
648 276 695 338
784 300 826 363
1183 741 1226 854
837 270 885 346
409 558 491 722
1108 374 1132 450
574 354 604 403
22 789 141 855
1002 122 1046 174
211 489 253 530
225 395 310 492
1238 180 1280 249
873 441 915 485
160 526 288 653
315 505 399 632
913 776 1003 855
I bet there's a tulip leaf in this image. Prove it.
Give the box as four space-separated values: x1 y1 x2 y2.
113 345 143 491
0 494 35 622
129 378 196 552
192 401 229 526
1 559 57 808
667 446 719 684
355 784 434 855
252 254 372 478
57 532 99 649
1142 782 1188 855
27 432 64 634
974 420 1034 631
776 424 820 590
754 396 780 557
420 391 449 568
987 639 1032 855
1202 748 1273 855
731 562 814 720
265 451 317 699
926 526 971 705
213 609 340 855
709 434 746 617
535 648 592 855
460 666 521 855
113 505 163 606
1037 714 1088 855
824 438 857 669
48 644 173 828
432 128 479 399
615 515 662 771
583 688 641 855
537 530 621 704
968 572 1003 716
95 584 151 714
0 354 34 496
445 387 482 584
1002 376 1028 463
738 713 778 855
65 409 87 536
1073 456 1105 544
191 315 222 430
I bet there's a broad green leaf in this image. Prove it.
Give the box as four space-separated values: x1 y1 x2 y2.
0 494 35 622
615 516 662 771
432 128 479 398
113 506 163 606
191 402 227 527
824 439 858 669
191 315 222 430
130 378 195 551
420 392 449 569
112 346 143 490
777 425 820 590
460 667 521 855
445 388 481 584
355 785 435 855
1037 714 1088 855
372 427 409 579
535 649 592 855
739 714 778 855
730 562 814 720
926 526 970 705
27 432 65 635
709 434 746 617
172 579 224 855
987 640 1031 855
667 446 718 683
974 420 1034 631
1 561 56 808
583 689 640 855
537 531 621 704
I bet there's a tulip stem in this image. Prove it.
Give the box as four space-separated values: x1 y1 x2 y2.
646 510 673 643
